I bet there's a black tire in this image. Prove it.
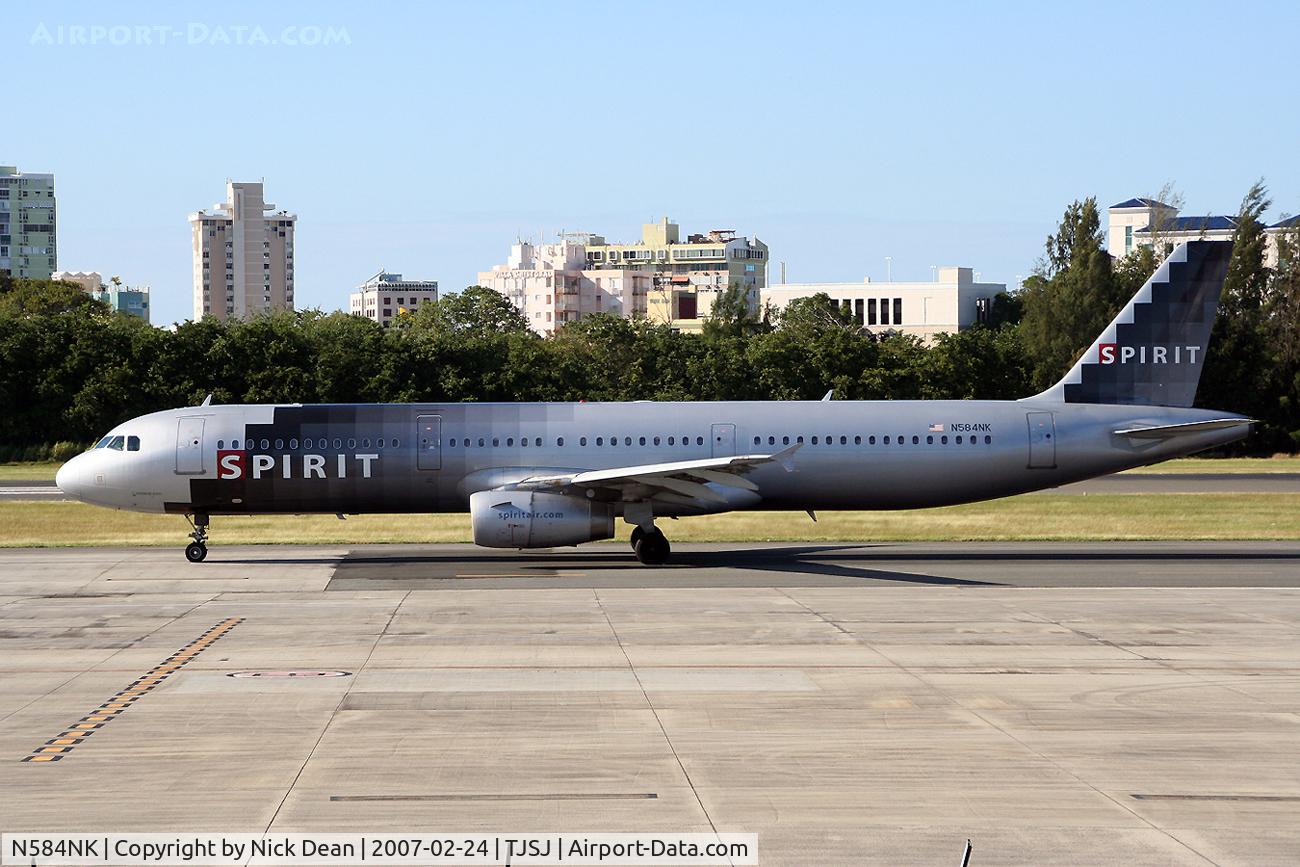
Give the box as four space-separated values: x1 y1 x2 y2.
630 525 646 550
185 542 208 563
634 531 670 565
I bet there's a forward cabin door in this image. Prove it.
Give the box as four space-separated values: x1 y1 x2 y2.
711 423 736 457
1026 411 1056 469
417 415 442 471
175 417 206 475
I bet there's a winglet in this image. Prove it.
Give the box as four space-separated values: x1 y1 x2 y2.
821 389 833 402
200 394 213 407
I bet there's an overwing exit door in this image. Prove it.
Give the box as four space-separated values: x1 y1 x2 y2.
417 415 442 470
711 423 736 457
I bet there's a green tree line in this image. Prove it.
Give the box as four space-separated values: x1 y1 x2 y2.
1 185 1297 457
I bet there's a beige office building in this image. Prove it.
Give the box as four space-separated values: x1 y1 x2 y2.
1107 197 1299 266
582 218 768 333
762 267 1005 341
349 270 439 326
189 181 296 321
477 240 650 335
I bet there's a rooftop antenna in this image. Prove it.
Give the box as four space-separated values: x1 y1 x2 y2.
885 256 893 282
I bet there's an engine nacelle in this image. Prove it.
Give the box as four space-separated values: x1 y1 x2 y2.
470 490 614 548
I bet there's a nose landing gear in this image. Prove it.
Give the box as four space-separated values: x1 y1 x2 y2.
185 513 209 563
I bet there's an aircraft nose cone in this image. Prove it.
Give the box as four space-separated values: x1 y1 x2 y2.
55 456 84 500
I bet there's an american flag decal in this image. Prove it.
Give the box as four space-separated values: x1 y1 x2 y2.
928 423 944 432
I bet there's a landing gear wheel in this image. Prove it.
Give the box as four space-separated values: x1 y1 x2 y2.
634 530 671 565
630 525 646 550
185 512 210 563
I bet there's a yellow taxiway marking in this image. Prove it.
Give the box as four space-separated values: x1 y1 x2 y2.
19 617 244 763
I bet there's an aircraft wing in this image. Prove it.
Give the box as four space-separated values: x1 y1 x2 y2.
509 444 802 503
1113 418 1255 439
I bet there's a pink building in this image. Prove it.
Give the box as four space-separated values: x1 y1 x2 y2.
476 240 649 335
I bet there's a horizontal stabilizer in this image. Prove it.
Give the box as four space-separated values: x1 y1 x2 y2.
1113 418 1255 439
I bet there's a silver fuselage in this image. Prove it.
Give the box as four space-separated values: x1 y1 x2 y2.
55 399 1249 517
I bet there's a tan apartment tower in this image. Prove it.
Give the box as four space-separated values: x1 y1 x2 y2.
189 181 296 321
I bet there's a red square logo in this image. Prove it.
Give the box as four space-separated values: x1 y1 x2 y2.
217 450 246 480
1098 343 1118 364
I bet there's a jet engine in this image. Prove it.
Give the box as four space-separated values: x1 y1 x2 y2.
470 490 614 548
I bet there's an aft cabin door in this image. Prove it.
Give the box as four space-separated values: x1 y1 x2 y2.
417 415 442 471
711 423 736 457
175 417 206 475
1026 411 1056 469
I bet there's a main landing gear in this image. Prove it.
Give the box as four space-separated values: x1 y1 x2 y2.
630 525 671 566
185 513 209 563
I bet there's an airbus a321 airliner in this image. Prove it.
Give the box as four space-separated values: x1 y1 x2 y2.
57 241 1251 565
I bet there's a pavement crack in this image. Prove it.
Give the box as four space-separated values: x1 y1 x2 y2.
592 589 726 852
263 590 409 832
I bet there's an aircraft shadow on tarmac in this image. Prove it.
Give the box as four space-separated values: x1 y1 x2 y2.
210 542 1300 589
315 545 1003 587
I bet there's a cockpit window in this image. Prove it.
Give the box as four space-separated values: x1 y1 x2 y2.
127 436 140 452
107 436 125 451
94 436 113 449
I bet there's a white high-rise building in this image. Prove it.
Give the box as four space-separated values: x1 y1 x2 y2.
189 181 296 321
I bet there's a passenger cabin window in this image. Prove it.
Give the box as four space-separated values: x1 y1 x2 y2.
127 436 140 452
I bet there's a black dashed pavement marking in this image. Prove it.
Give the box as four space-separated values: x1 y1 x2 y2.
20 617 243 763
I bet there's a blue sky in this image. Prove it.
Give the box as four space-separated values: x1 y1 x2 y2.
7 0 1299 325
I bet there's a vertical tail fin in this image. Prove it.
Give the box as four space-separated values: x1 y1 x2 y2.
1031 240 1233 407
